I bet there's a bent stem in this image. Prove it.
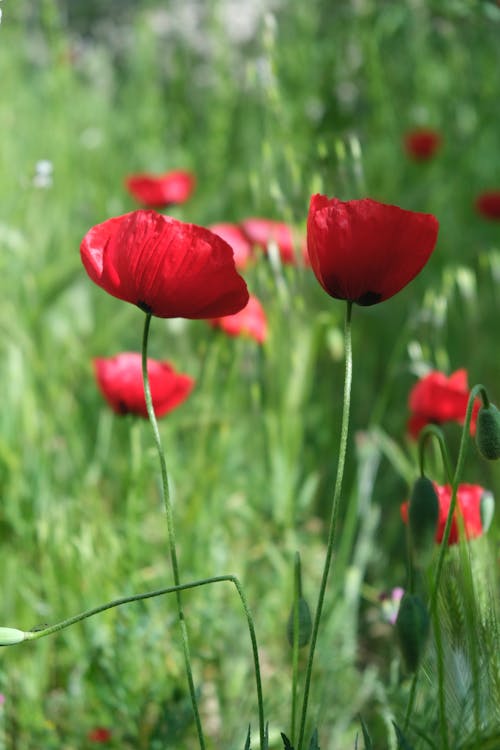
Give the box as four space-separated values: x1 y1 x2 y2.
297 301 353 750
141 312 205 750
18 575 265 743
404 386 486 736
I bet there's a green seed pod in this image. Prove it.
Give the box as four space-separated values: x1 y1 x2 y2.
408 476 439 569
286 597 313 648
395 594 430 673
0 627 26 646
476 404 500 461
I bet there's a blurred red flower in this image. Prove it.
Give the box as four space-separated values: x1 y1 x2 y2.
125 170 195 208
401 483 493 545
240 218 298 265
94 353 194 418
403 128 442 161
209 222 253 269
408 369 479 438
475 190 500 220
208 294 267 343
307 195 439 306
81 210 249 318
88 727 112 743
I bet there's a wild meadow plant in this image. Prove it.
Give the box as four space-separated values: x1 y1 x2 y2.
1 193 498 750
1 2 500 748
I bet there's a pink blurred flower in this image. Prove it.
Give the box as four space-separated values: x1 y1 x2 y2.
209 223 253 270
208 294 268 344
125 170 195 208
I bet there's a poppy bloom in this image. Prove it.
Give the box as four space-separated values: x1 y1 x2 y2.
80 210 249 318
474 190 500 221
240 218 298 265
408 369 479 438
403 128 442 161
125 170 195 208
209 222 253 270
307 195 439 306
94 353 194 418
208 294 268 343
401 483 494 545
88 727 112 742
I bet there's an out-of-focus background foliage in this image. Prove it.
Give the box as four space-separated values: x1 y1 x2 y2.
0 1 498 748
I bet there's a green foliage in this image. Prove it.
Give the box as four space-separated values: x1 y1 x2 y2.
0 1 498 748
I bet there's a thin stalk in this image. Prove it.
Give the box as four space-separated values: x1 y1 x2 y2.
417 425 454 484
141 312 205 750
18 573 265 742
290 552 301 746
297 301 353 750
405 386 486 733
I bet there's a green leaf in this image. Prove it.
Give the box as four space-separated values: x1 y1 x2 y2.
244 725 251 750
392 721 415 750
308 728 320 750
280 732 294 750
357 715 373 749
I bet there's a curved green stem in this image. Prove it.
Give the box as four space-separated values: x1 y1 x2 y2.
417 425 454 484
405 385 485 734
12 574 265 744
297 301 353 750
141 312 205 749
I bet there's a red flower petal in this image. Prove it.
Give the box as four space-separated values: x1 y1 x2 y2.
125 170 195 208
81 210 249 318
403 128 442 161
407 369 479 438
401 483 490 546
208 294 268 343
209 223 253 270
240 218 298 265
88 727 112 742
94 353 194 418
307 195 439 306
475 190 500 220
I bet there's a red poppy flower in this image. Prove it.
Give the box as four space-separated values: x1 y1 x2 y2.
88 727 112 742
475 190 500 221
94 353 194 418
401 483 493 545
403 128 442 161
209 223 253 269
240 218 298 265
80 210 249 318
125 170 195 208
408 369 479 438
208 294 268 343
307 195 439 306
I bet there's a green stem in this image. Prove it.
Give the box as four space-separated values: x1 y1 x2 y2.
429 385 483 613
417 425 454 484
405 386 484 734
297 301 353 750
141 312 205 750
290 552 301 746
17 573 265 742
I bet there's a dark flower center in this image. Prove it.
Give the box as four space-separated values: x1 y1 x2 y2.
137 300 153 313
356 290 382 306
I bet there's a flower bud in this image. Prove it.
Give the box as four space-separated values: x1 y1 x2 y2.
0 627 26 646
476 403 500 461
395 594 430 673
286 597 313 648
408 476 439 568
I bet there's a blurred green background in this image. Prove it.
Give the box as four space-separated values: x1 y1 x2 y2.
0 1 499 748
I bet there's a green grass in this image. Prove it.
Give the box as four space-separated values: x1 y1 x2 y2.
0 1 499 748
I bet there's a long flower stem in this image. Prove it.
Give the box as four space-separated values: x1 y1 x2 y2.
404 385 487 734
141 312 205 750
297 301 353 750
20 572 265 742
